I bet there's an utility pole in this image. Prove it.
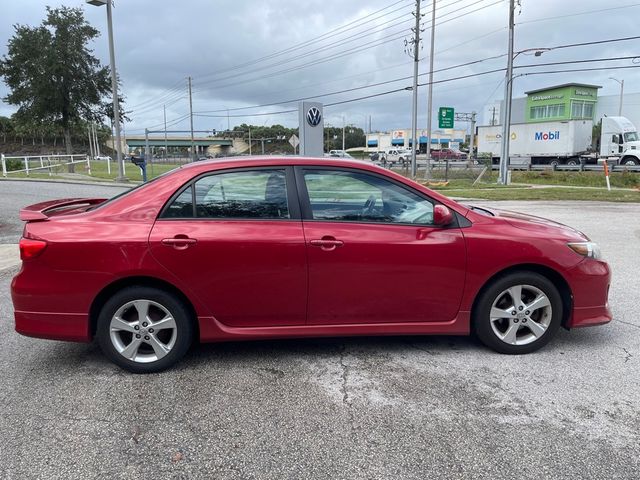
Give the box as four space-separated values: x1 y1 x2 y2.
163 104 168 159
342 116 346 152
499 0 516 185
491 107 497 126
188 76 195 162
248 126 252 155
88 124 94 159
409 0 421 178
609 77 624 116
470 111 476 160
424 0 436 180
618 79 624 116
94 123 101 157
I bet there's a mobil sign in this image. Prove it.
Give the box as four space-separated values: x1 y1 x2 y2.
534 131 560 141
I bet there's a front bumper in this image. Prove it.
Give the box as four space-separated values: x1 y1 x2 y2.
566 258 612 328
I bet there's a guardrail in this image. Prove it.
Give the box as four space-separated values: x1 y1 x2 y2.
408 159 640 173
1 154 91 177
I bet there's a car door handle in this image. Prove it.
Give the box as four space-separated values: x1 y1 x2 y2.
161 236 197 250
310 237 344 251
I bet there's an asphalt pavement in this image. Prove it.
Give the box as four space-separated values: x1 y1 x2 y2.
0 179 638 479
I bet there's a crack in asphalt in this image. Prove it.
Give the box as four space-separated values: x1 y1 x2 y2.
616 319 640 329
622 348 633 363
339 345 350 407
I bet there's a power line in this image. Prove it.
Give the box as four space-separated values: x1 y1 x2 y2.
192 12 415 90
518 3 640 25
193 0 503 94
126 80 185 109
133 58 640 128
191 47 639 122
196 0 415 81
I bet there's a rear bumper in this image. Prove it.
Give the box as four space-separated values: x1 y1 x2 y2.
14 311 91 342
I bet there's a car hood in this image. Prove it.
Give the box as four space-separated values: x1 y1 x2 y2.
467 205 589 240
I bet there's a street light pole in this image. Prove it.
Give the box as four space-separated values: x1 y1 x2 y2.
424 0 436 180
87 0 127 181
609 77 624 116
499 0 515 185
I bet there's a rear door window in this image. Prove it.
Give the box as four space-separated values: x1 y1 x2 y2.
161 169 290 220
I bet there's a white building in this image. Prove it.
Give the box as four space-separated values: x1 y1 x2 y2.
365 127 468 152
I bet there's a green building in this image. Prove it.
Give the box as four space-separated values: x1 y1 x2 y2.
524 83 601 123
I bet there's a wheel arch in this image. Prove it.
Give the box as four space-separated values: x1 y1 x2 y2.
471 263 573 329
89 276 200 340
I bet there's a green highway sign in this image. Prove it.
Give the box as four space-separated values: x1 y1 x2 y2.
439 107 454 128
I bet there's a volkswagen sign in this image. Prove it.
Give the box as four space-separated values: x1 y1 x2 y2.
306 107 322 127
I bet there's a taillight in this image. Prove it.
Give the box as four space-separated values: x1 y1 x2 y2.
19 237 48 260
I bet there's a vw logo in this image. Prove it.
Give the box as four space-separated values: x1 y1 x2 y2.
306 107 322 127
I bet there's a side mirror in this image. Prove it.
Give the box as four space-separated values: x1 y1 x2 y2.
433 204 454 226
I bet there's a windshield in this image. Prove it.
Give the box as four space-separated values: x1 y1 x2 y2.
624 132 639 142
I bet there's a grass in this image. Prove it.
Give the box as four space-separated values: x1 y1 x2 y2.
85 160 181 181
1 159 182 182
397 169 640 202
438 186 639 202
510 170 640 189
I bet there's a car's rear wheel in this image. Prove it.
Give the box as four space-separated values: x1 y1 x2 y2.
473 272 562 354
97 286 193 373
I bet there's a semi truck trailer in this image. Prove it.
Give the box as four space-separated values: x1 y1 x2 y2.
477 116 640 166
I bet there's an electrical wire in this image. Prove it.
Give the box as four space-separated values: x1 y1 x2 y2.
193 0 503 93
518 3 640 25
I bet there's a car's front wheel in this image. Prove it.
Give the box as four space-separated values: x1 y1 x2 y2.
473 272 562 354
97 286 193 373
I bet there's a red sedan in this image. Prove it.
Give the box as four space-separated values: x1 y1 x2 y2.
11 158 611 373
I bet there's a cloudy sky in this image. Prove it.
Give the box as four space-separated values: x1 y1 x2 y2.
1 0 639 135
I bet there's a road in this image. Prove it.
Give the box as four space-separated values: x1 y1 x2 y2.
0 180 638 479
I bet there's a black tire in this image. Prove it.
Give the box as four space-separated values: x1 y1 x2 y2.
621 156 638 166
96 286 193 373
567 159 578 166
473 272 562 354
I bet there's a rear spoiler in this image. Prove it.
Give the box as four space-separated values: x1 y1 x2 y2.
19 198 107 221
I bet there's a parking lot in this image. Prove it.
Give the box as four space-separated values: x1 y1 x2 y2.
0 179 638 479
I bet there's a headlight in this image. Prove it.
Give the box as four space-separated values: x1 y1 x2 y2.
568 242 602 260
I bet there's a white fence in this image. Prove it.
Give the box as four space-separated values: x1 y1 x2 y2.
1 154 92 177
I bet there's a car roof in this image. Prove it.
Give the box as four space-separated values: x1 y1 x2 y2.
179 156 379 172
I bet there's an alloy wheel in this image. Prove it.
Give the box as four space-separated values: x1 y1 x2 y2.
489 284 552 346
109 299 177 363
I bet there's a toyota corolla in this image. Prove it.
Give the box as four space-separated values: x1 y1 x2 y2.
11 157 612 373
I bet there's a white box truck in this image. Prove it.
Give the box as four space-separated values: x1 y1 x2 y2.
477 116 640 166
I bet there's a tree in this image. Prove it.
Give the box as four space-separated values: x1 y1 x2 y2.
0 6 115 169
0 116 12 143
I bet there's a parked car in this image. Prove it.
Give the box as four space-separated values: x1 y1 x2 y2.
430 148 467 160
12 157 611 373
327 150 354 158
385 149 409 165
